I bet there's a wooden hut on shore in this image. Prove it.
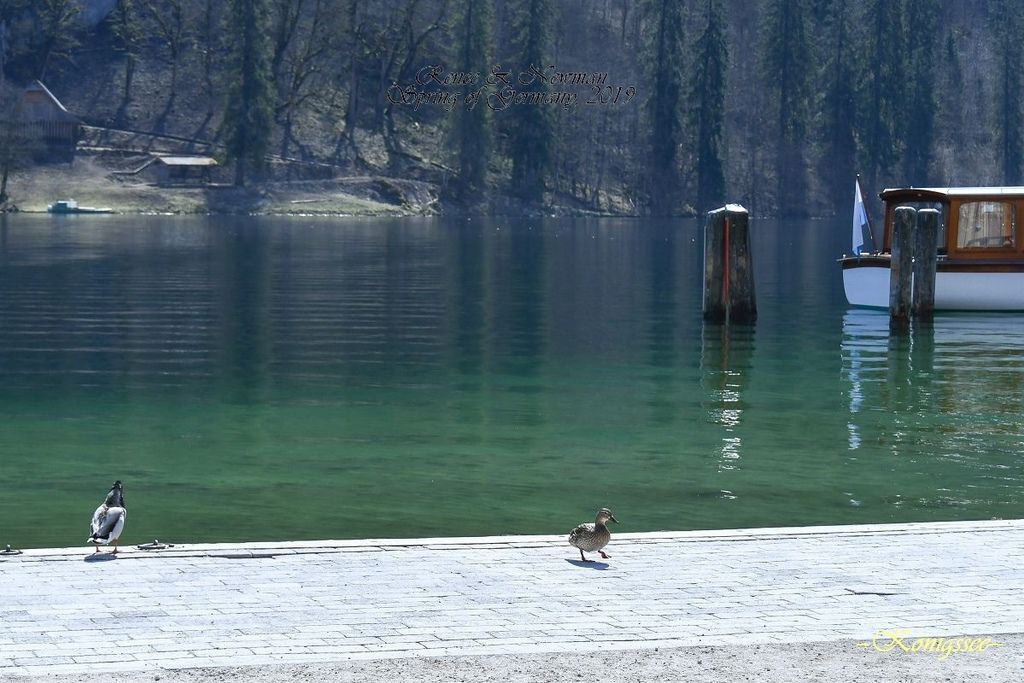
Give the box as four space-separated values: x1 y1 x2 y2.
150 155 218 186
15 81 81 161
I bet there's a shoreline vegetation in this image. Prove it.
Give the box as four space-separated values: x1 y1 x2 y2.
0 151 637 219
0 94 643 218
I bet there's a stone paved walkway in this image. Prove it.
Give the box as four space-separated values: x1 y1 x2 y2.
1 520 1021 677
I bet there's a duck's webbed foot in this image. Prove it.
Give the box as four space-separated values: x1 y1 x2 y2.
599 550 610 559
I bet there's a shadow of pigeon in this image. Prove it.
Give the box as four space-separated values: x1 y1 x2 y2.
84 554 118 563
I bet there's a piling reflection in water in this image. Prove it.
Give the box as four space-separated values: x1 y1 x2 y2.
842 310 1024 424
841 310 1024 510
700 323 755 473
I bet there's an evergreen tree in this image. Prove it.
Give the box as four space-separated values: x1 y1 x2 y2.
902 0 938 185
936 29 964 182
0 81 40 204
762 0 811 217
221 0 274 186
939 30 963 134
990 0 1022 184
640 0 685 216
690 0 727 214
817 0 856 215
0 11 11 88
0 84 22 203
507 0 553 203
857 0 904 195
0 7 15 89
449 0 493 198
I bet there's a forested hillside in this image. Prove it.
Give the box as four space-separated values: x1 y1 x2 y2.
0 0 1011 216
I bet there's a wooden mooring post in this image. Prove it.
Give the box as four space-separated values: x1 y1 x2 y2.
889 205 939 329
912 208 940 321
703 204 756 324
889 206 915 330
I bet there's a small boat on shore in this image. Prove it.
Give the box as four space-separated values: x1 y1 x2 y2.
840 181 1024 310
47 199 114 214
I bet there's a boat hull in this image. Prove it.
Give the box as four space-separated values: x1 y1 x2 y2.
842 258 1024 311
48 207 114 214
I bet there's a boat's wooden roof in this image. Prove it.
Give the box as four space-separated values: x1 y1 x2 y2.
880 186 1024 202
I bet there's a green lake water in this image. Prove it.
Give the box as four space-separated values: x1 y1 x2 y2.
0 214 1022 548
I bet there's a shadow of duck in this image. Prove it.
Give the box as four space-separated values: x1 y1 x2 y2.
566 559 609 570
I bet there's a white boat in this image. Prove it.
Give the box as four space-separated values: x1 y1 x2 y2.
840 182 1024 310
47 199 114 214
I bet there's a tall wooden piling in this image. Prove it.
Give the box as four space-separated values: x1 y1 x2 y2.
912 208 939 321
726 207 757 323
889 206 915 329
703 209 727 322
703 204 756 324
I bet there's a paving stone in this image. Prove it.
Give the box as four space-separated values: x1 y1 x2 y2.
0 520 1021 676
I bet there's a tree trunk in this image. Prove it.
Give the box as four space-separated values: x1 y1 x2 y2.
342 0 361 158
123 54 135 103
235 158 246 186
343 69 360 156
203 0 215 114
0 159 10 204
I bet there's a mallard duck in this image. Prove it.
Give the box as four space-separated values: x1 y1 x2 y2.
568 507 618 561
88 481 126 554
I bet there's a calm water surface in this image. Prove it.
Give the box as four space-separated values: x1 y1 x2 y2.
0 214 1021 548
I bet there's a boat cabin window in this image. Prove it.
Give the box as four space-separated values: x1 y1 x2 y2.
958 201 1015 249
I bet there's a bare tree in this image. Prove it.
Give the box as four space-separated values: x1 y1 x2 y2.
141 0 190 107
110 0 143 119
379 0 448 169
32 0 81 80
337 0 365 163
274 0 343 159
269 0 304 83
193 0 223 116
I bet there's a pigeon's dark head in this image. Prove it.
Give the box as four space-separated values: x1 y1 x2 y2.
105 481 125 508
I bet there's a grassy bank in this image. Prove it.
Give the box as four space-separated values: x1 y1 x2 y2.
2 157 442 217
2 135 641 218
